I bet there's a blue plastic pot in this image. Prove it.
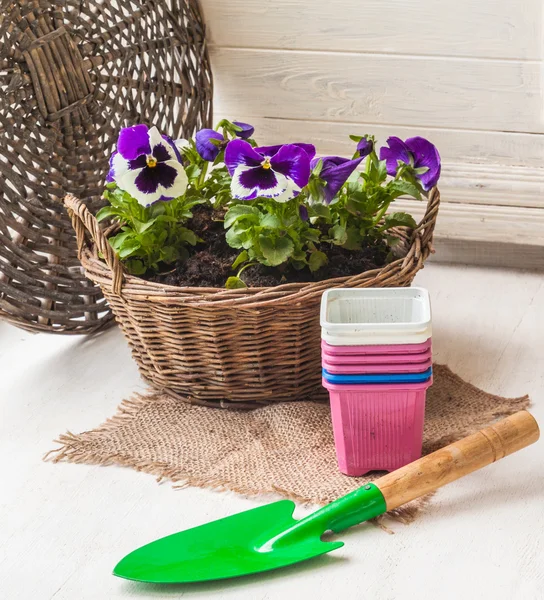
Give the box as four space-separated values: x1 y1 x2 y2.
322 367 433 385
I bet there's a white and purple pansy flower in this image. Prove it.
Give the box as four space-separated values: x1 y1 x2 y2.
255 143 316 161
107 124 188 206
225 140 311 201
379 136 441 191
310 155 364 204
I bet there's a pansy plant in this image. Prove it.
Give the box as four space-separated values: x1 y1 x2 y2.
101 119 441 285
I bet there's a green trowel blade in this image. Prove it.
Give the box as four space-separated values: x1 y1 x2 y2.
113 500 343 584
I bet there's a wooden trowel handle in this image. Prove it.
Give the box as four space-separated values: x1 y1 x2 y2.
375 411 539 511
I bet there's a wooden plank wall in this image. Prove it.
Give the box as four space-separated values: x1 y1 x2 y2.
200 0 544 250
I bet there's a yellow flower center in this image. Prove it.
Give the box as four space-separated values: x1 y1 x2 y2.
146 155 158 168
261 157 271 170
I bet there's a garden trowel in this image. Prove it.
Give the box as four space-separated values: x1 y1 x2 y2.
114 410 539 584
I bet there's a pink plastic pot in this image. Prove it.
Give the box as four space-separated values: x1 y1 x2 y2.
321 347 432 365
323 377 432 476
321 338 432 356
322 357 432 375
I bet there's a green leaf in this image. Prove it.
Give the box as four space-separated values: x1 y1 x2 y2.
349 134 363 142
329 224 348 245
292 249 307 261
184 164 201 181
155 215 178 224
309 251 328 272
342 226 363 250
301 228 319 244
260 213 282 229
345 198 365 216
241 230 258 250
125 259 146 275
225 226 245 249
308 203 331 220
96 206 118 222
178 228 199 246
382 212 418 230
225 276 247 289
388 180 422 201
109 231 132 250
258 235 294 266
118 239 141 258
160 246 179 263
224 205 261 228
385 234 402 247
149 203 167 218
377 160 388 182
232 250 249 269
132 217 157 234
291 259 307 271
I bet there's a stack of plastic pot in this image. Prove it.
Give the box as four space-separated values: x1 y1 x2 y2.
320 287 433 476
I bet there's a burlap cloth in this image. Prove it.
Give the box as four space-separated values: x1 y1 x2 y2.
47 364 529 523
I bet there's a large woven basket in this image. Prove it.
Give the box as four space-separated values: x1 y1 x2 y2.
0 0 212 333
65 189 440 408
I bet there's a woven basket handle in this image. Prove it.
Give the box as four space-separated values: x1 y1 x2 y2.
412 186 440 248
64 193 124 295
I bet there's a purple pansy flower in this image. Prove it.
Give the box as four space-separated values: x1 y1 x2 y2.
225 140 311 201
356 138 374 158
195 128 225 162
255 143 316 161
233 121 254 139
310 155 364 204
107 125 188 206
379 136 441 191
195 123 256 160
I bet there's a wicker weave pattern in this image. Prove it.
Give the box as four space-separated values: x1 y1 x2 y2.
65 189 440 408
0 0 212 333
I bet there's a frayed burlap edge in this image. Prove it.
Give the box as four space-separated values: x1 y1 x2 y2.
45 366 530 527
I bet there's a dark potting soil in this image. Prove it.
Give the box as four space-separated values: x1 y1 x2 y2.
148 205 391 288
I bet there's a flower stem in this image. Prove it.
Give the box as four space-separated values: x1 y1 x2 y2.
373 202 390 227
198 162 208 188
237 261 258 277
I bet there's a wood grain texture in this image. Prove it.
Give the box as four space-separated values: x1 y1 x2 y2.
211 48 543 133
392 200 544 246
429 240 544 271
376 411 540 511
200 0 542 60
1 264 544 599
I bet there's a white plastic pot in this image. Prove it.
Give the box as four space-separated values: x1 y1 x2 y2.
320 287 432 346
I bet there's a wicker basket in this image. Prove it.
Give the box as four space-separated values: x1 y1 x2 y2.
0 0 212 333
65 189 440 408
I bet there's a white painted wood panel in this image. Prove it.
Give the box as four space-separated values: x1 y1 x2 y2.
200 0 543 60
211 48 543 133
206 0 544 252
393 200 544 246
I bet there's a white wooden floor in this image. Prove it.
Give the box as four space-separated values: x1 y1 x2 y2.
1 264 543 600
